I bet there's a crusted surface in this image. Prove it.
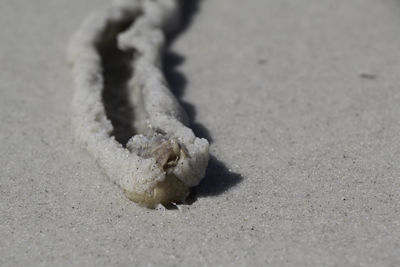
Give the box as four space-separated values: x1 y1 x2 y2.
68 0 209 206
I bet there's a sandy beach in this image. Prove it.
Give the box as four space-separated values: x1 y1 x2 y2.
1 0 400 265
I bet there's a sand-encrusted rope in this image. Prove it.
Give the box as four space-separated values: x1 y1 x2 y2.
68 0 209 208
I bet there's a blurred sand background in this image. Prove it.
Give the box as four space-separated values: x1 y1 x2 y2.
1 0 400 266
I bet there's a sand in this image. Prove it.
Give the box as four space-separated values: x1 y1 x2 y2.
1 0 400 266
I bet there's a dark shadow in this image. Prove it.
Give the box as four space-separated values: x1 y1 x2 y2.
163 51 213 142
163 0 243 201
185 156 244 203
98 19 135 146
163 0 213 142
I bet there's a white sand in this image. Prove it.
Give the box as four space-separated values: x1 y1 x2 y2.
1 0 400 266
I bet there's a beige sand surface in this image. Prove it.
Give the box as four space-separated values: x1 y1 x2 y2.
1 0 400 266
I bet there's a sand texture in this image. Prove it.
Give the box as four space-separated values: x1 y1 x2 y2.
1 0 400 266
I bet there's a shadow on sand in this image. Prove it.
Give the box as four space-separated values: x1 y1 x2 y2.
163 0 243 202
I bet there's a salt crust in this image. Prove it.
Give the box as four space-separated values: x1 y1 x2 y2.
68 0 209 206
